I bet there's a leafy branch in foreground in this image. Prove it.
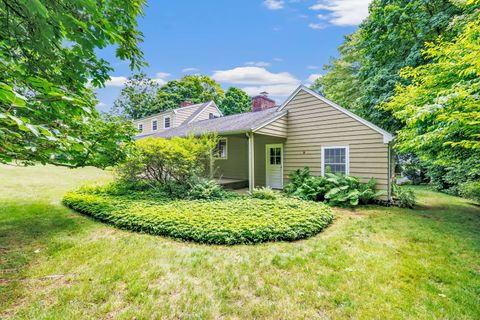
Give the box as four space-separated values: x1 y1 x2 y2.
0 0 146 167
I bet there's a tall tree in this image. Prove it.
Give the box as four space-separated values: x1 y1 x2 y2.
156 75 225 110
113 73 162 119
219 87 252 115
382 3 480 167
319 0 462 132
115 75 225 119
0 0 146 167
311 32 363 113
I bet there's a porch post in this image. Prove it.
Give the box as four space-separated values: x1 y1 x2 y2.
247 132 255 192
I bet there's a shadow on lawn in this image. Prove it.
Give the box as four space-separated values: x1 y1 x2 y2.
0 200 87 311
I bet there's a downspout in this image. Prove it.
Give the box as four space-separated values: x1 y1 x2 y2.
246 132 255 192
387 141 392 202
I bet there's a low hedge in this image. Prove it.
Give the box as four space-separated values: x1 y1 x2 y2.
63 190 333 245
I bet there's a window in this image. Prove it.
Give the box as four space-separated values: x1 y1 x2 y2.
322 146 349 176
164 116 171 128
209 113 215 119
214 138 227 159
138 123 143 132
269 147 282 165
152 119 158 131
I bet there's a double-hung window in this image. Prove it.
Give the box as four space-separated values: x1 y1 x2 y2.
138 123 143 132
152 119 158 131
164 116 171 129
322 146 349 176
214 138 227 159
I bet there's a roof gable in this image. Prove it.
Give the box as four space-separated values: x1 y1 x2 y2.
279 85 394 143
186 101 223 124
134 102 208 122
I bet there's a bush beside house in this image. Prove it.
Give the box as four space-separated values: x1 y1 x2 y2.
283 167 385 207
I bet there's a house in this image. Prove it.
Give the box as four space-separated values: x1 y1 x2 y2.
133 85 395 200
134 100 223 136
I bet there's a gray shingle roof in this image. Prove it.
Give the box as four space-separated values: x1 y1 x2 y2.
144 107 281 139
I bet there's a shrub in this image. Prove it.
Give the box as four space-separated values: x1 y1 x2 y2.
358 178 384 205
393 185 416 208
251 187 277 200
425 159 480 197
292 176 332 201
187 178 225 200
63 187 334 245
399 154 429 185
284 167 311 194
324 174 363 207
116 135 218 187
459 181 480 203
285 167 383 206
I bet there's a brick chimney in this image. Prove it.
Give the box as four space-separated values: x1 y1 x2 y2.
252 92 276 112
180 100 193 107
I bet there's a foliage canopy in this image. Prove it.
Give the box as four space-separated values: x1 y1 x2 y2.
0 0 146 167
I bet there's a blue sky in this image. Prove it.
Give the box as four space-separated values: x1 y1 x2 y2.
96 0 371 112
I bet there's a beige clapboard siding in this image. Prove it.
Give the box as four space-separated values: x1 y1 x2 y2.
287 122 375 135
285 138 386 148
283 89 390 199
132 111 174 136
173 106 199 126
255 115 288 137
284 143 388 152
191 104 222 122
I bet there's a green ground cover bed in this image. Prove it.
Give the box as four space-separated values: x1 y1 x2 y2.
62 189 333 245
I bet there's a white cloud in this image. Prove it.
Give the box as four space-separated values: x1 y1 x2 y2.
182 67 199 73
309 22 327 29
309 0 372 26
242 84 299 97
151 72 171 85
212 67 298 85
155 72 171 79
245 61 272 67
307 65 319 70
96 102 107 108
212 66 300 99
105 76 128 87
307 74 322 83
264 0 284 10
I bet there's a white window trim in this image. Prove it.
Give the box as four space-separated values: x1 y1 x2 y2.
151 118 158 131
214 137 228 160
138 123 143 132
163 115 171 129
321 146 349 176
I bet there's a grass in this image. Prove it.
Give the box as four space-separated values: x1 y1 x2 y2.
1 164 479 319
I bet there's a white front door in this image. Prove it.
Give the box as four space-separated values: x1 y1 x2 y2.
266 144 283 189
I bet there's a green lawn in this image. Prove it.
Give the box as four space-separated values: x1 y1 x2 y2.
1 165 479 319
